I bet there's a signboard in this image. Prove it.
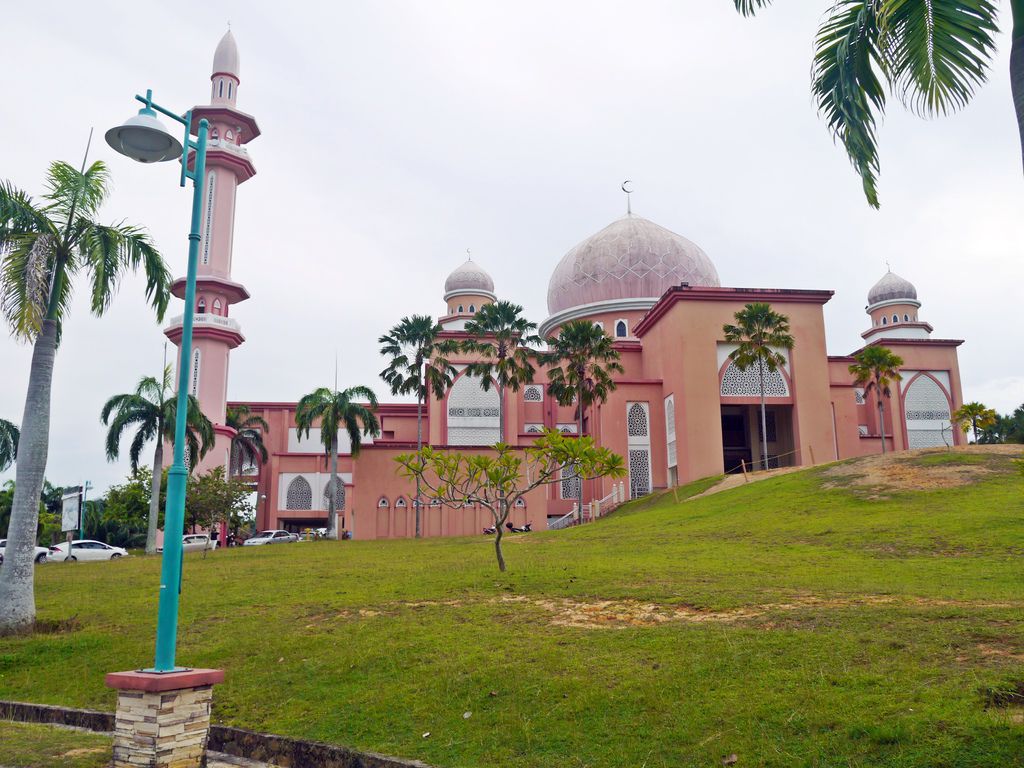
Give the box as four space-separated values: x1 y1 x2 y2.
61 486 82 532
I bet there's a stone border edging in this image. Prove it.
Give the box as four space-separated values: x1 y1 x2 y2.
0 700 433 768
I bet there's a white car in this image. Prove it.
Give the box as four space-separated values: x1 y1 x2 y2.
243 530 295 546
183 533 218 552
49 540 129 562
0 539 50 565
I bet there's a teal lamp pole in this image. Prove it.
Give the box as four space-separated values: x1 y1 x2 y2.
106 90 208 672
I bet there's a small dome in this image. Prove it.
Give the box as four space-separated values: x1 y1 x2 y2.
547 215 720 315
212 30 240 77
867 270 917 305
444 259 495 298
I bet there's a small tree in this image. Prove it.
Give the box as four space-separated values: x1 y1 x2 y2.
184 466 254 555
723 302 795 470
849 345 904 454
396 430 624 571
952 402 997 444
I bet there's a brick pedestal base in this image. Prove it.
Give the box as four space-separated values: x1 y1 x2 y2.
105 668 224 768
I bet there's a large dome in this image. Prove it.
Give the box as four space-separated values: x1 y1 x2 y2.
444 258 495 299
867 270 917 306
546 215 720 315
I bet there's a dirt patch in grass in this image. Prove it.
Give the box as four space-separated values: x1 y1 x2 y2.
821 446 1021 496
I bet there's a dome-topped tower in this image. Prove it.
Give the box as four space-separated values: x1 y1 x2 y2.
443 257 496 318
541 214 719 335
210 29 241 106
862 268 931 343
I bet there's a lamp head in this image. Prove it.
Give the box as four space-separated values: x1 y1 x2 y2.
105 107 183 163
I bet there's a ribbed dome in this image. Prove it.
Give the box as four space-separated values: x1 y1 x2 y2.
444 259 495 297
546 215 720 315
212 30 240 77
868 270 917 305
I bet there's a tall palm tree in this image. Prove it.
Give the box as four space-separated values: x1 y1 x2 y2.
101 366 215 554
0 419 18 473
723 303 795 470
463 301 542 443
849 345 904 454
295 386 380 540
0 160 170 633
952 401 997 444
545 320 624 520
226 404 269 477
732 1 1014 207
379 316 458 537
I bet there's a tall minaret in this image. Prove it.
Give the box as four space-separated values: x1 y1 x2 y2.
165 29 260 476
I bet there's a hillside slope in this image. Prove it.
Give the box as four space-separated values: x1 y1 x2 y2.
2 446 1022 767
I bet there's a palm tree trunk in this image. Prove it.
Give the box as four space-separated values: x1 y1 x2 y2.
758 358 769 470
415 385 423 539
0 319 58 634
146 439 164 555
972 422 979 444
1010 0 1024 172
576 383 584 522
878 397 887 455
328 434 339 540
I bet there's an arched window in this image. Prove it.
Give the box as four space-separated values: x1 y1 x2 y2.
212 299 222 315
285 476 312 510
627 403 649 438
197 297 206 314
904 313 909 322
523 385 543 402
514 497 525 508
395 497 407 508
469 304 476 313
893 314 899 323
323 478 346 511
377 497 389 508
615 320 627 338
882 316 887 325
446 372 500 445
211 128 219 141
458 305 464 313
594 321 604 331
218 79 224 98
225 130 233 142
720 360 789 398
228 82 232 99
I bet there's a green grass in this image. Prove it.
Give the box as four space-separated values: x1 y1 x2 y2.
2 448 1023 767
0 722 111 767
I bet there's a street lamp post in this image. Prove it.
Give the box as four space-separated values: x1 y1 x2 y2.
106 89 208 673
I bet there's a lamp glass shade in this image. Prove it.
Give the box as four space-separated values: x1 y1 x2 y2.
105 111 183 163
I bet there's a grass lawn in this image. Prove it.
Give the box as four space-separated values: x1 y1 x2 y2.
0 722 110 768
1 447 1022 767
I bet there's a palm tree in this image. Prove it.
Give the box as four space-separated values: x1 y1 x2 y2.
226 405 269 477
732 1 1015 207
101 366 215 554
849 345 904 454
545 320 624 520
463 301 542 443
723 303 795 471
0 160 170 633
379 316 458 537
295 386 380 540
0 419 18 472
952 401 997 444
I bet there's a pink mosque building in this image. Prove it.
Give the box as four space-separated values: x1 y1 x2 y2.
170 32 966 538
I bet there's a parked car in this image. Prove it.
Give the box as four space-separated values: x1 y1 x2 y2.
242 530 295 546
0 539 50 565
49 540 129 562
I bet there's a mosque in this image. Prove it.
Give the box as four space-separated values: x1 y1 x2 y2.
173 32 966 537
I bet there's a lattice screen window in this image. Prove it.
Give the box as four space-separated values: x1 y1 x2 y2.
665 395 677 469
523 385 543 402
378 497 389 508
286 476 312 510
629 449 651 499
560 465 581 500
627 403 649 437
395 497 407 508
854 388 866 405
514 497 526 508
858 425 869 436
720 360 789 397
525 423 544 433
201 171 216 265
323 478 346 511
557 423 578 434
904 374 952 449
190 349 201 396
447 373 500 446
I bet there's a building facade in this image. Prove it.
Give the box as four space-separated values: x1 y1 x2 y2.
173 34 965 538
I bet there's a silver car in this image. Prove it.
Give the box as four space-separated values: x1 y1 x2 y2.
242 530 295 546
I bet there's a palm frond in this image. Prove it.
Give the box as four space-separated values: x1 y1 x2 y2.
0 418 19 471
44 160 110 222
81 222 171 320
1 232 57 340
733 0 773 16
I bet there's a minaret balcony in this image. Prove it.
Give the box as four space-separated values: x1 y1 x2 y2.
164 312 245 349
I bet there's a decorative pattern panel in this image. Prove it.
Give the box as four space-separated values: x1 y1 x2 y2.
560 466 580 500
447 373 500 445
190 349 201 397
556 423 578 434
201 171 216 265
629 449 651 499
323 478 346 511
665 395 677 469
285 476 312 510
720 360 789 398
904 374 951 449
627 403 649 438
523 385 543 402
854 388 866 405
525 423 544 433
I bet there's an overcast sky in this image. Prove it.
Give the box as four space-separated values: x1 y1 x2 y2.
2 1 1022 494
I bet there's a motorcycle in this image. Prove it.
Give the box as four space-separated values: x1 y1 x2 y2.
483 525 497 535
505 521 533 533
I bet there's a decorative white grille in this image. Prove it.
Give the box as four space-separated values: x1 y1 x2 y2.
560 465 580 500
201 171 216 265
854 388 866 405
523 385 543 402
514 497 526 508
629 449 651 498
190 348 201 396
904 374 951 449
665 394 677 469
525 423 544 433
557 423 578 434
627 402 649 437
378 497 389 508
323 478 346 511
447 373 500 445
395 497 407 508
285 476 312 510
858 425 869 436
720 359 789 398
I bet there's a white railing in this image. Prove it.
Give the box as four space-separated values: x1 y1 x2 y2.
549 480 627 530
166 313 242 333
